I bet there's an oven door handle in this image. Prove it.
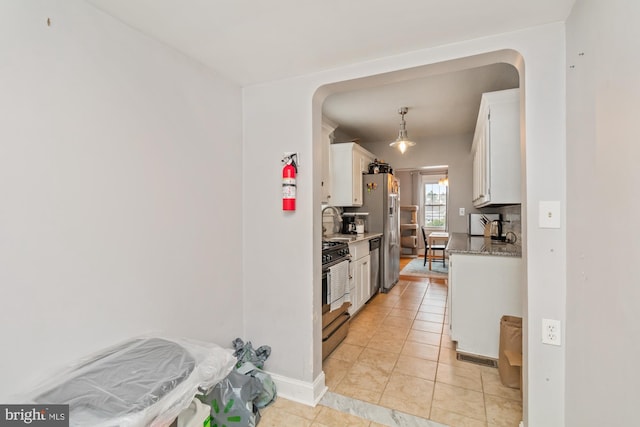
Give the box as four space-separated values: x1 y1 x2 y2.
323 255 352 271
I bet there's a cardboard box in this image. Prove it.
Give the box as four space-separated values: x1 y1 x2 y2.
498 315 522 389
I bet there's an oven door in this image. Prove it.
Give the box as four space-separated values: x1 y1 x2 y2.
323 259 350 310
322 269 328 307
321 261 351 360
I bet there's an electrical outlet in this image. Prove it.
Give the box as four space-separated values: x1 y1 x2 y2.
459 207 465 216
542 318 562 346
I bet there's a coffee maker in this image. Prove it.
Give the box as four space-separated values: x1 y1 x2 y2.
342 213 368 234
342 216 357 234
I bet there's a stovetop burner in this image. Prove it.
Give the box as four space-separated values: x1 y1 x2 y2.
322 240 350 267
322 240 345 251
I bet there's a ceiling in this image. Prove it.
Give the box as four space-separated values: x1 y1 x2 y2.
322 63 520 143
87 0 574 87
85 0 573 142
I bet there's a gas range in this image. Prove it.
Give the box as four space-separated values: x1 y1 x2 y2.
322 240 350 268
321 239 351 360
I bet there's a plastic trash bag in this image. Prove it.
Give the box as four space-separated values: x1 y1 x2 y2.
231 338 276 409
236 362 276 409
199 370 262 427
232 338 271 369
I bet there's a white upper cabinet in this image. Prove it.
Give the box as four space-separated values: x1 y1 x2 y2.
472 89 521 207
321 120 337 204
330 142 376 207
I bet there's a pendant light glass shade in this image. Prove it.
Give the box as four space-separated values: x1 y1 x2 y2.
389 107 416 154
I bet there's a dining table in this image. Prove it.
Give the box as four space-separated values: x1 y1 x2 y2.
427 231 450 270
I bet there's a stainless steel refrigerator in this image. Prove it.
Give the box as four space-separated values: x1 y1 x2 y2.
350 173 400 292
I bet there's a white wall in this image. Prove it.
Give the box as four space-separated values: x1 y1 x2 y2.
243 26 567 425
362 134 475 234
565 1 640 425
242 80 321 402
0 0 243 400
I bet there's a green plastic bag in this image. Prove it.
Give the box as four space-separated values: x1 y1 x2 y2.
198 370 261 427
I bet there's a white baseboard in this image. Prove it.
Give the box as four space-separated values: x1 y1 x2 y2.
268 371 328 406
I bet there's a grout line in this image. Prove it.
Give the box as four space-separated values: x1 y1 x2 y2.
427 278 442 422
481 365 490 426
326 276 459 426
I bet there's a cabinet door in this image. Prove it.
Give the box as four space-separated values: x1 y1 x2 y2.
486 96 520 205
321 122 335 203
472 114 490 207
351 149 363 205
348 253 371 315
481 116 490 202
351 148 374 205
348 261 357 315
472 142 481 203
330 143 354 207
472 89 520 207
330 142 376 207
357 254 371 308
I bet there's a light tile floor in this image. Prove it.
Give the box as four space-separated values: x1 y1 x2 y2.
260 276 523 427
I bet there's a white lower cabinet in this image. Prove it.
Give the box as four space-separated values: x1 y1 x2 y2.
347 240 371 315
355 254 371 311
449 253 522 359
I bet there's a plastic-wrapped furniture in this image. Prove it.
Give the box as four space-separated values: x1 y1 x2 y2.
30 336 236 427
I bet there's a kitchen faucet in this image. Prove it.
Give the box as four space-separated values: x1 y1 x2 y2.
322 205 342 237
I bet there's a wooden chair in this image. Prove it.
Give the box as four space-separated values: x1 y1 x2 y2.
422 227 447 268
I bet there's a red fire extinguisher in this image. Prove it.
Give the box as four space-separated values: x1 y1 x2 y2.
282 155 297 211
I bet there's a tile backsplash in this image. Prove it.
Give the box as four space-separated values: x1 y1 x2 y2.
479 204 522 246
498 204 521 245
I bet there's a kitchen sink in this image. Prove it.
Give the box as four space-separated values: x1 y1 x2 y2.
325 235 357 242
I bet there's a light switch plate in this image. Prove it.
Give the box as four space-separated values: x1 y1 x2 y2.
459 208 465 216
539 201 561 228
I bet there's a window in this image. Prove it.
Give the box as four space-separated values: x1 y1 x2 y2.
424 180 447 230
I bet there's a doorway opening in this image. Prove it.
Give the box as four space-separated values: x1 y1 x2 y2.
314 49 526 423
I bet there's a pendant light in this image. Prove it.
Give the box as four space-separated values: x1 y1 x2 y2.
389 107 416 154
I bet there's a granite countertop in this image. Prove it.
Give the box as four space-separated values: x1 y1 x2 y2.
324 232 383 243
446 232 522 257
